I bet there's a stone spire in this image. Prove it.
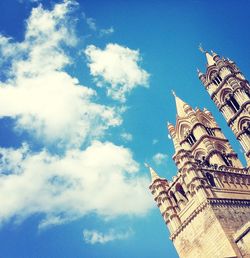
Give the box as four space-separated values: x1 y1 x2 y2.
145 163 160 182
205 52 216 66
211 50 218 57
172 90 192 117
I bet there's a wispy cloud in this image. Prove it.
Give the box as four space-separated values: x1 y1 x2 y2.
86 17 97 31
121 132 133 142
153 152 168 165
152 139 158 145
85 43 149 102
83 228 133 244
83 13 114 37
100 27 114 36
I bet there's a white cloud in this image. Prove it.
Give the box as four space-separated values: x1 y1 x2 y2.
83 228 133 244
121 132 133 142
83 13 114 36
0 1 121 147
86 17 97 31
100 27 114 36
153 152 168 165
0 1 153 231
0 142 152 227
85 43 149 102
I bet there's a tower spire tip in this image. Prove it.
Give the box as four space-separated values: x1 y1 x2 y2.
171 90 176 97
198 43 206 53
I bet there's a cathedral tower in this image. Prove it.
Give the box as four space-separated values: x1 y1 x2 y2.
198 51 250 166
148 92 250 258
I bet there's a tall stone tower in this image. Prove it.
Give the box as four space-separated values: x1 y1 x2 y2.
148 91 250 257
198 51 250 165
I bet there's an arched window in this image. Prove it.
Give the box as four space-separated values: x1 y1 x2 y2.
206 172 216 187
176 184 187 200
243 122 250 135
239 118 250 135
231 96 240 111
227 95 240 113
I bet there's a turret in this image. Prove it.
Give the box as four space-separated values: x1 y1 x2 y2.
198 50 250 165
146 164 181 233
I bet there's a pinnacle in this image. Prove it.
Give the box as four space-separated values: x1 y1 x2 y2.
172 92 192 118
145 163 161 182
205 52 216 66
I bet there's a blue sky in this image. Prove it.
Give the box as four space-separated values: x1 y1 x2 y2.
0 1 250 258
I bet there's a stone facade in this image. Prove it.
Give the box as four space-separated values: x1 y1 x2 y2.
148 51 250 257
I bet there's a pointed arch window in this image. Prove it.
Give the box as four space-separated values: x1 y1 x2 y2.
176 184 187 200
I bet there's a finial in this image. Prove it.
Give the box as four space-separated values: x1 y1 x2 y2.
211 50 218 57
171 90 176 97
144 162 150 169
197 68 204 77
198 43 206 53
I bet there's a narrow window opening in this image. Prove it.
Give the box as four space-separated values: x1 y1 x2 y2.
206 127 214 136
170 191 178 205
221 154 232 166
230 96 240 111
212 79 218 86
206 172 216 187
176 184 187 200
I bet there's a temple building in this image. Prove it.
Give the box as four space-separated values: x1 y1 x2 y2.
147 51 250 258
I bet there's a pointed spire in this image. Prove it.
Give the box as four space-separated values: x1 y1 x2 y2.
198 44 216 66
172 91 191 117
145 163 160 182
167 121 174 129
205 52 216 66
197 68 204 78
227 57 234 63
211 50 218 57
